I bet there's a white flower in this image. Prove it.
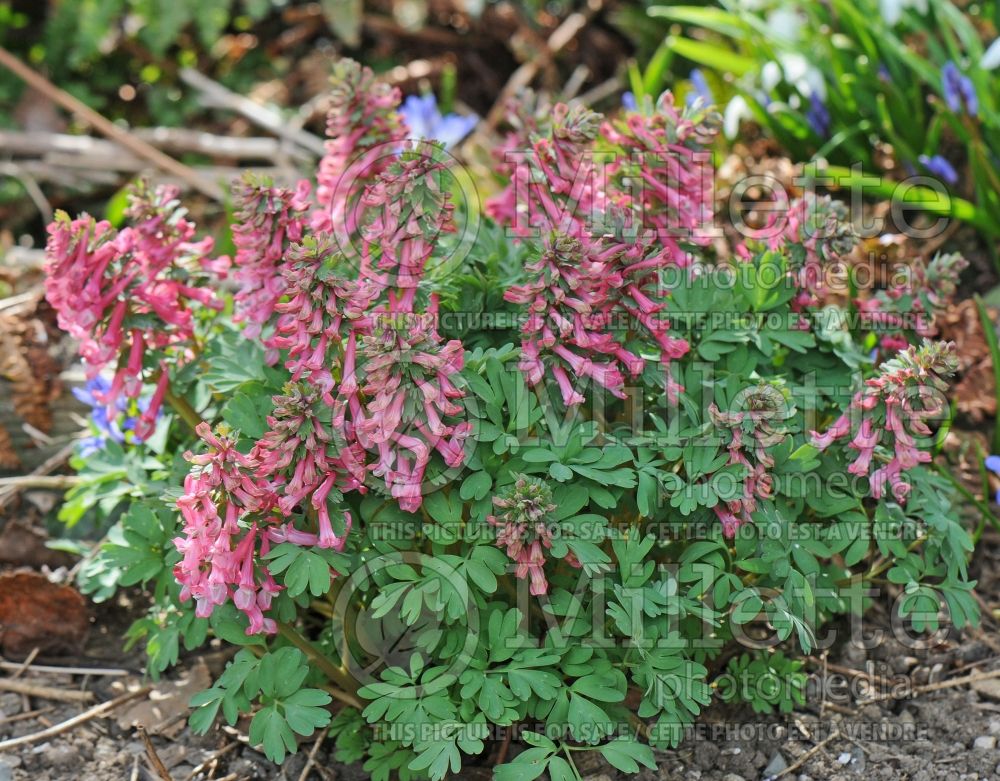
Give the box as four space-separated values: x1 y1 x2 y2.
767 8 804 42
780 53 826 99
761 61 783 92
724 95 751 139
879 0 928 26
982 38 1000 70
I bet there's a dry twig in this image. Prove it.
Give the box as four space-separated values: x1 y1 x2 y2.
0 685 151 751
182 741 239 781
180 68 325 156
0 658 130 677
858 666 1000 704
0 677 94 703
9 648 39 679
0 706 54 727
0 47 224 201
0 441 75 513
774 727 841 779
485 0 604 128
297 728 328 781
140 724 175 781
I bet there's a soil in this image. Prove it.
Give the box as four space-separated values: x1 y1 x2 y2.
2 527 1000 781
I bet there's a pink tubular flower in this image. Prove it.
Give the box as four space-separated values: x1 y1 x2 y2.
708 383 787 537
270 238 380 403
505 234 628 405
489 474 571 596
491 100 698 407
175 421 355 634
809 341 958 504
231 176 311 345
354 311 470 508
732 195 859 316
174 424 281 633
312 59 406 236
44 181 223 426
226 72 469 515
602 92 719 261
846 418 880 476
867 251 968 355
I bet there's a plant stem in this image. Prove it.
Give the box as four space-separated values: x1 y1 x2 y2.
562 744 582 779
164 385 203 432
863 535 927 582
0 475 81 489
277 622 360 702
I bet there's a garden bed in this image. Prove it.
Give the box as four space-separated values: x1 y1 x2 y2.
3 525 1000 781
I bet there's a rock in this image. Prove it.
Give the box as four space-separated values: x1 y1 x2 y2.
972 678 1000 701
44 745 79 767
959 642 991 663
849 746 866 773
973 736 997 750
721 774 745 781
763 751 788 779
837 752 852 765
0 519 74 569
0 754 19 781
0 694 21 717
693 741 717 770
990 719 1000 735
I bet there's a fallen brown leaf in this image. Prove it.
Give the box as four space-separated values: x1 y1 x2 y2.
116 659 212 735
0 570 89 656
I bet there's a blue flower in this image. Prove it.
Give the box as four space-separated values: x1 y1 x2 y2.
622 91 638 111
918 154 958 185
805 91 830 137
398 94 478 149
941 61 978 116
686 70 714 107
72 376 150 455
985 455 1000 504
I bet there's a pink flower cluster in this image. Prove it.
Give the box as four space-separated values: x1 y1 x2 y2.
171 62 472 632
490 99 708 406
176 424 281 634
488 474 569 595
734 194 859 314
811 341 958 504
863 251 968 355
44 182 223 438
708 384 786 537
352 312 470 511
253 383 360 546
175 419 354 635
231 175 311 344
312 58 406 236
263 149 471 512
602 92 719 261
